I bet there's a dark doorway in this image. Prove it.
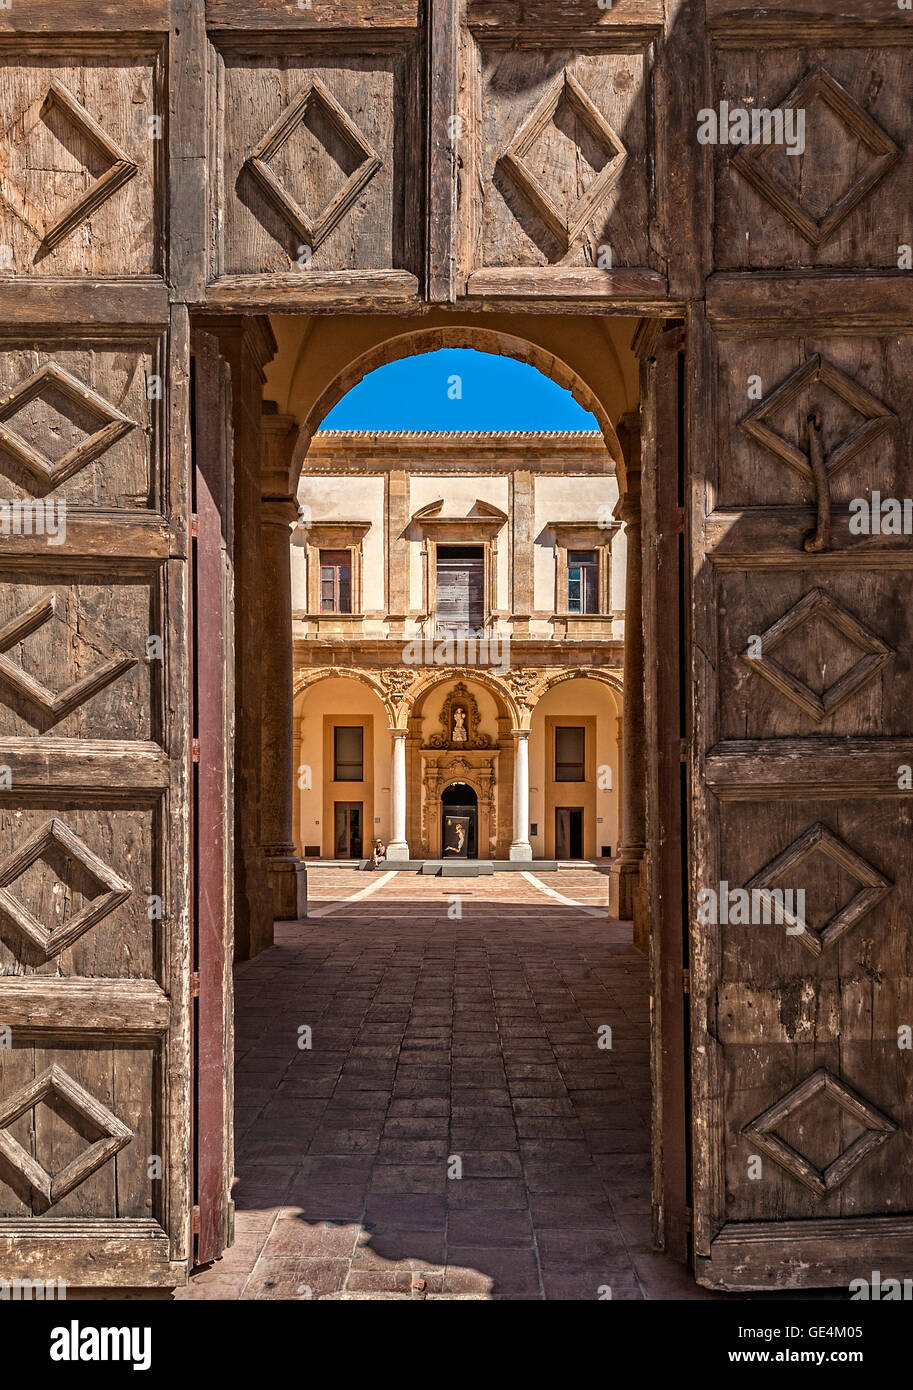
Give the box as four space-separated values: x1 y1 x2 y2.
441 782 478 859
334 802 363 859
555 806 584 860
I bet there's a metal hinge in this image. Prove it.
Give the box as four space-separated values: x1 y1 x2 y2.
680 738 688 762
191 971 201 998
682 968 691 995
192 738 200 763
684 1205 693 1231
190 514 199 539
191 1205 200 1234
674 506 685 533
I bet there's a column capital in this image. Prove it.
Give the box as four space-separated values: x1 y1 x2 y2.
261 407 300 500
511 727 531 740
261 494 299 529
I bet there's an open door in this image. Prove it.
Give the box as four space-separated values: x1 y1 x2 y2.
190 332 234 1268
641 323 691 1267
688 287 913 1289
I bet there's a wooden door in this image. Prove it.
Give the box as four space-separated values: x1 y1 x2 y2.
0 1 194 1287
191 331 233 1269
688 6 913 1289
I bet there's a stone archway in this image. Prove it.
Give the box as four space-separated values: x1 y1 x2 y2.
288 322 627 482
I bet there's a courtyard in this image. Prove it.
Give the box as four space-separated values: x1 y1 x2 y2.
177 866 703 1301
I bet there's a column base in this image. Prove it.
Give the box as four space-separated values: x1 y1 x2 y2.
266 855 307 920
509 842 533 862
385 842 410 861
608 851 644 921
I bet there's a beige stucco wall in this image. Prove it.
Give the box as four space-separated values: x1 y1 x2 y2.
294 677 392 856
529 679 621 860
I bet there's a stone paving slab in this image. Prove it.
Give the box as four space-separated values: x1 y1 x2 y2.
177 868 691 1301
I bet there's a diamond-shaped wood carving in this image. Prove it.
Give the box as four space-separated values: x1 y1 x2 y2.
497 69 627 252
0 1064 132 1210
743 821 892 957
0 817 132 960
742 1069 897 1197
740 588 892 722
0 362 136 489
731 67 901 248
0 594 136 722
243 76 382 251
739 354 895 484
0 80 138 257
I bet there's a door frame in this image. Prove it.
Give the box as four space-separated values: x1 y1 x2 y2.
640 321 692 1265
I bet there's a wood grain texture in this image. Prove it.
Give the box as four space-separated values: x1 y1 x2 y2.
0 50 164 279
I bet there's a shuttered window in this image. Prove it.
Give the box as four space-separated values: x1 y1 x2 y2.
555 726 586 781
435 545 484 630
320 549 352 613
567 550 598 614
334 726 364 781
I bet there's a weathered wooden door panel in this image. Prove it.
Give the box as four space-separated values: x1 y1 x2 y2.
455 2 667 306
690 298 913 1287
0 46 166 279
190 329 234 1268
206 0 424 309
0 0 192 1287
710 45 910 273
0 302 192 1285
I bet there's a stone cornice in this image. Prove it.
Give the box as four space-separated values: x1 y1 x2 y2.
301 430 615 476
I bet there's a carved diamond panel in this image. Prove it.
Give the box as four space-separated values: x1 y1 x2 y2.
0 1064 132 1211
498 69 628 252
474 44 650 271
739 354 895 484
0 79 138 261
741 589 893 722
742 1069 897 1196
742 821 893 957
243 76 382 252
0 362 136 489
731 67 901 248
0 818 132 960
0 594 136 723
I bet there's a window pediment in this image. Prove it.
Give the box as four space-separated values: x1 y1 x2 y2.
412 499 507 541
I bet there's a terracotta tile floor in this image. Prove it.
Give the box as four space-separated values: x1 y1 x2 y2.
176 866 712 1301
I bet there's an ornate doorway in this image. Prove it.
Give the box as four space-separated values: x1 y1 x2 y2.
441 782 478 859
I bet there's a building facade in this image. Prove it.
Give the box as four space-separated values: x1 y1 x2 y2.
290 430 627 864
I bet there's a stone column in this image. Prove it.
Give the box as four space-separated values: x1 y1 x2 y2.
260 410 307 919
609 415 646 923
386 729 410 860
292 716 302 855
509 728 533 861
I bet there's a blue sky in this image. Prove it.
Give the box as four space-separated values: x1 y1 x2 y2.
320 348 599 431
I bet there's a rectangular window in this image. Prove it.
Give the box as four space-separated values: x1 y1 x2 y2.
320 549 352 614
334 726 364 781
567 550 598 615
555 726 586 782
436 545 484 631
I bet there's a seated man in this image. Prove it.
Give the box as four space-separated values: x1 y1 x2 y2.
372 838 386 869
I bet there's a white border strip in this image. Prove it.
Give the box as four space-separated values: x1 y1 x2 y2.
520 871 608 919
307 870 398 918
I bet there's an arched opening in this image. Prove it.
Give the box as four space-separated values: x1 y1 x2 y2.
441 781 478 860
207 305 658 1304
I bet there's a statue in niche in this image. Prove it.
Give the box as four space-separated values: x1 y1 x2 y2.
452 707 467 743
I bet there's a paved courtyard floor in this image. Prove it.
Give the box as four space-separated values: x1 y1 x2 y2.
176 866 712 1300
